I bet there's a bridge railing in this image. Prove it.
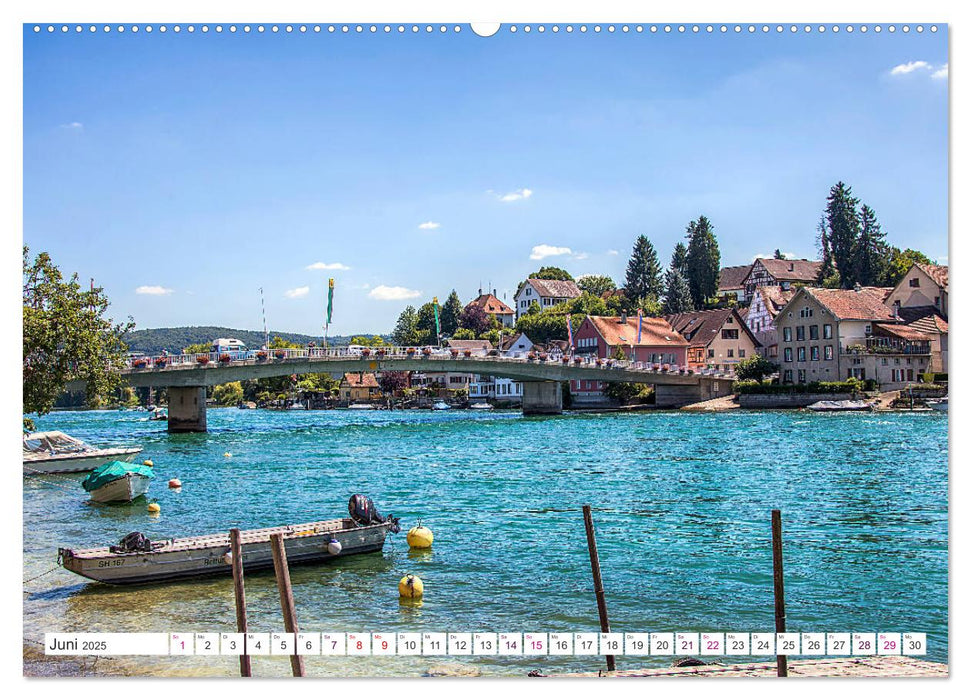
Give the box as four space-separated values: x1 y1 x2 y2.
124 346 736 378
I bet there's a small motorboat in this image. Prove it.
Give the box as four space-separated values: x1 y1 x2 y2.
59 495 400 585
807 400 873 412
23 431 143 475
469 402 493 410
82 460 155 504
149 408 168 421
431 401 450 410
926 398 948 412
348 403 376 410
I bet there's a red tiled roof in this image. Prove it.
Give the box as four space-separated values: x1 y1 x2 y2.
470 293 514 316
757 286 796 317
753 258 823 283
586 315 688 347
526 278 582 299
666 308 758 349
445 339 494 351
718 264 753 291
896 306 949 335
916 263 949 291
342 372 379 388
805 287 898 321
873 323 932 342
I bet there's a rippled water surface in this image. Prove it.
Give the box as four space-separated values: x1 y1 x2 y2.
23 408 948 676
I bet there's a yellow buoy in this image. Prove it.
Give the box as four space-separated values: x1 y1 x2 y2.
398 574 424 599
143 459 154 467
224 452 232 458
407 519 434 549
147 502 161 514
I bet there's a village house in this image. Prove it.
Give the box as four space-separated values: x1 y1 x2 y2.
339 372 381 402
744 286 796 360
570 314 688 404
468 289 515 328
716 264 752 303
666 308 760 372
419 339 493 396
776 286 932 390
513 278 582 319
884 263 948 373
742 258 822 303
470 335 531 403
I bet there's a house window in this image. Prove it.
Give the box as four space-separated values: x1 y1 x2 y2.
934 296 940 307
727 349 734 358
784 348 793 362
707 349 715 358
810 346 819 361
865 324 872 335
809 325 819 340
797 347 806 362
823 324 832 339
783 327 792 342
783 369 793 383
909 278 920 288
739 349 746 358
797 369 806 383
796 326 805 341
824 345 833 361
721 329 739 340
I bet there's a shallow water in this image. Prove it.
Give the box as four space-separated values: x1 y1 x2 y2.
22 408 948 676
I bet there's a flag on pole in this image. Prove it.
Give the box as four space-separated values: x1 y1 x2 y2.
433 297 441 338
566 314 574 349
637 309 643 344
326 278 335 325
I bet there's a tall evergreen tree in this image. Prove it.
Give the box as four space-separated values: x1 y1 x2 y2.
663 268 694 314
825 182 861 289
853 204 889 287
773 249 786 260
391 305 419 345
625 235 664 303
440 290 463 336
670 242 688 276
816 214 838 286
684 215 721 308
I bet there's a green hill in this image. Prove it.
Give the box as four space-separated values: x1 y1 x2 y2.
122 326 378 354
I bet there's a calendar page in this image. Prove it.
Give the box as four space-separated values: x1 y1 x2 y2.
19 0 952 687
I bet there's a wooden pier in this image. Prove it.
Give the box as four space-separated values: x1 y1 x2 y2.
546 656 947 678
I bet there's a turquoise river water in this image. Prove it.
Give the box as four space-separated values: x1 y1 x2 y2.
22 408 948 676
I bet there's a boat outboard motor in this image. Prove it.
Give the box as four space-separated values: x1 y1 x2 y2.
348 495 401 533
110 531 154 553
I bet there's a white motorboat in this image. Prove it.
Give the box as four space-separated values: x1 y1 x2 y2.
469 402 493 410
807 400 873 412
348 403 376 410
82 461 155 504
926 398 948 412
23 431 143 475
431 401 450 410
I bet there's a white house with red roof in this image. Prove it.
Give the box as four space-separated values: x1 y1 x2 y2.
468 289 515 328
513 278 582 319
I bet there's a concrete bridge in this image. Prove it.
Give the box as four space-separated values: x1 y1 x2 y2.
117 347 735 431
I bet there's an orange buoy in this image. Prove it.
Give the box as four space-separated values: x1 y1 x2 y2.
168 478 182 489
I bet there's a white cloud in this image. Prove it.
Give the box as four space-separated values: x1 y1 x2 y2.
607 249 620 256
418 221 441 230
891 60 931 75
285 286 310 299
135 285 173 295
495 188 533 202
574 252 589 260
932 64 949 80
59 122 83 130
306 262 350 271
529 244 573 261
369 285 422 301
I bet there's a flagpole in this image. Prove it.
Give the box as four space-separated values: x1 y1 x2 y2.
260 287 269 349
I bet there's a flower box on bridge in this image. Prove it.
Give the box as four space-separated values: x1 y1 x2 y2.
273 350 286 360
218 354 232 364
256 351 268 361
196 355 210 365
153 357 167 368
361 348 371 357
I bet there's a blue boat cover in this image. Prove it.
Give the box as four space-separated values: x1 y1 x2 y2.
82 461 155 492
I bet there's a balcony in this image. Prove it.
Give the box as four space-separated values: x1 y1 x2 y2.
841 339 931 356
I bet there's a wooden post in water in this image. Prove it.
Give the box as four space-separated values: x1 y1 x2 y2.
771 509 788 678
270 533 306 677
582 505 616 672
229 527 252 677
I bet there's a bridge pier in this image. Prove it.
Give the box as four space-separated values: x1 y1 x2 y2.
522 381 563 416
654 377 731 408
167 386 207 433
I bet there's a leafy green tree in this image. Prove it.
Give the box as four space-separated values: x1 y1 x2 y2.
452 328 477 340
514 311 568 345
391 305 420 346
734 355 778 382
23 247 134 427
377 371 409 396
415 302 439 344
213 381 244 406
349 335 387 347
440 290 463 336
670 242 688 276
577 274 616 297
625 235 664 303
269 336 302 349
663 268 694 314
685 216 721 308
183 342 211 354
528 266 573 281
816 214 839 287
853 204 889 287
774 249 787 260
603 382 653 404
882 248 935 287
825 182 861 289
458 302 492 335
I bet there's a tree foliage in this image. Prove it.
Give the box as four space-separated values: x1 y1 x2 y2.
458 302 492 335
825 182 861 289
440 290 463 336
378 371 409 396
685 216 721 308
883 247 935 287
23 247 134 424
349 335 387 347
670 242 688 276
577 274 616 297
213 381 244 406
625 235 664 303
734 354 779 382
415 302 439 344
663 268 694 314
853 204 889 287
269 335 303 349
183 342 211 354
528 266 574 281
392 306 420 346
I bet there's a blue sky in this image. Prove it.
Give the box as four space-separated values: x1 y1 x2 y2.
23 24 948 337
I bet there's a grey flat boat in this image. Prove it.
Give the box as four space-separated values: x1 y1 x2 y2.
59 496 399 585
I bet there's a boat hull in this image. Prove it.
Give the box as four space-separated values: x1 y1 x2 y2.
23 448 143 475
88 473 152 504
59 518 393 585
